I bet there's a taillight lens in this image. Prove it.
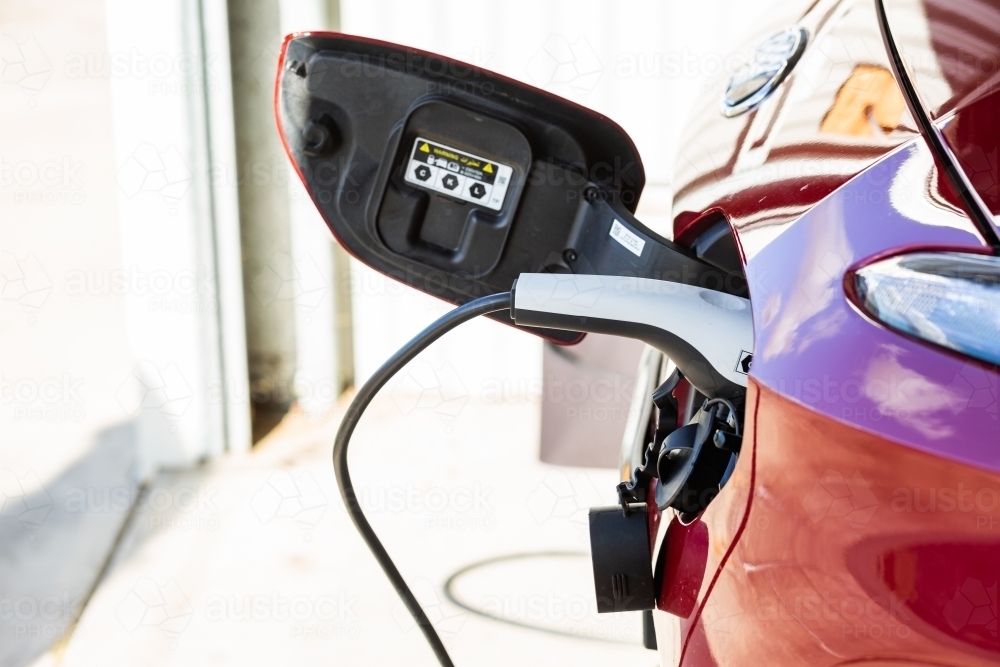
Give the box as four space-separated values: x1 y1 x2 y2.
854 252 1000 365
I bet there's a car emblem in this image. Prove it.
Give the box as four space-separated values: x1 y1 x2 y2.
722 27 808 117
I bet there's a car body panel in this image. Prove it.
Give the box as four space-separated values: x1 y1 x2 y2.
696 380 999 665
658 0 1000 663
667 135 999 665
672 0 919 254
747 138 995 473
882 0 1000 120
662 0 926 659
938 89 1000 222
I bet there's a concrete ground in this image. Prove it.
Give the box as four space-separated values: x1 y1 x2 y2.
23 393 659 666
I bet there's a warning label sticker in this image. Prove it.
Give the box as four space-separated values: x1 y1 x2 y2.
403 137 514 211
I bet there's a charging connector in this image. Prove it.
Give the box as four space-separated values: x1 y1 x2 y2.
512 273 753 398
335 275 754 666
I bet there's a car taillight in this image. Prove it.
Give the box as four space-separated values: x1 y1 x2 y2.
854 252 1000 365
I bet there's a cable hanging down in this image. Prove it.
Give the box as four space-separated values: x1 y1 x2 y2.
333 291 512 667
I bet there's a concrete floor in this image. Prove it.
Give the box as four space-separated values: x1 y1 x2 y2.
25 394 659 667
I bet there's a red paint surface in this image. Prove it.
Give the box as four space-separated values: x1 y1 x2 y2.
884 0 1000 119
700 384 1000 664
672 0 920 246
939 89 1000 218
656 517 710 618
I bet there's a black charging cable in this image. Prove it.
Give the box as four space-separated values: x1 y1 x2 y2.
333 292 512 667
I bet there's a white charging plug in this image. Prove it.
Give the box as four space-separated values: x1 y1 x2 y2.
512 274 754 398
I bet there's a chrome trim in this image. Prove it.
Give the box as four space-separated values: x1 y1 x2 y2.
721 27 808 118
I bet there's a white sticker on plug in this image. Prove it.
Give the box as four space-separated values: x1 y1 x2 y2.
609 219 646 257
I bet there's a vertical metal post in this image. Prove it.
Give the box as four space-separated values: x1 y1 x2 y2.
227 0 297 441
326 0 355 395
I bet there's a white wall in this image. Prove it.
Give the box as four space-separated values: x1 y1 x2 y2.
105 0 250 474
0 0 135 486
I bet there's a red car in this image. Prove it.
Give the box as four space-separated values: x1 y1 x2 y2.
276 0 999 663
648 0 999 664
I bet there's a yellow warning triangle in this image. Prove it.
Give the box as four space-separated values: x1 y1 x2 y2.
483 163 493 173
419 142 430 153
